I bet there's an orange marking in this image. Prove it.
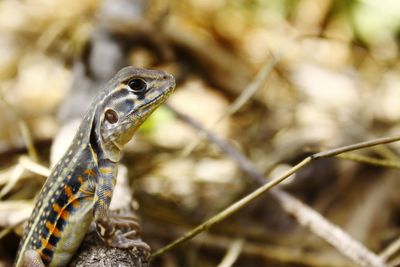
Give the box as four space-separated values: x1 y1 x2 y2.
46 243 54 250
41 238 54 250
45 221 53 231
53 202 71 221
52 203 61 213
64 185 73 198
78 175 84 184
61 210 69 220
84 169 95 176
71 200 80 209
52 227 61 237
45 221 61 237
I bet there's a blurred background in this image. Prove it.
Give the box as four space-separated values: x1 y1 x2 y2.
0 0 400 266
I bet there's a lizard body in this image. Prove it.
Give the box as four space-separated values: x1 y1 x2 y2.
15 67 175 267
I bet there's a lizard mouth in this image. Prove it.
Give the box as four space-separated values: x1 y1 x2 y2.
136 90 168 111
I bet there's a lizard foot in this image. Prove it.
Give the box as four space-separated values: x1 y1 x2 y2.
97 212 151 258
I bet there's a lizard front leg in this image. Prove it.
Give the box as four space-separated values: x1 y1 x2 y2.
93 161 150 254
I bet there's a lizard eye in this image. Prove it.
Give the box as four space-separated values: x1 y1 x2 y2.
128 78 147 94
105 109 118 124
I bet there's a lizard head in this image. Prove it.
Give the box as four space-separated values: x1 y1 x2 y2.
93 66 175 162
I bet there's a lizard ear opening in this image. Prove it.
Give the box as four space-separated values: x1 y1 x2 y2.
105 109 118 124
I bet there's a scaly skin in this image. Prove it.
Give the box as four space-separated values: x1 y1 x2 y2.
15 67 175 267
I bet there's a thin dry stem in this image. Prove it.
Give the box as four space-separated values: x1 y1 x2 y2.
380 235 400 261
336 153 400 169
216 238 244 267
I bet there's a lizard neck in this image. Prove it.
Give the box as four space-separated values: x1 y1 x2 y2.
90 109 122 163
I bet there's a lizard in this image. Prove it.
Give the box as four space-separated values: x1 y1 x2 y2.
14 66 175 267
